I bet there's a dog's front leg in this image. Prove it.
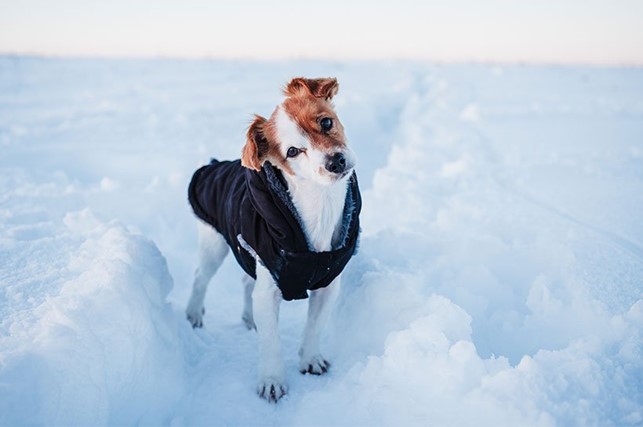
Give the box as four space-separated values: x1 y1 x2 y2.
299 275 341 375
253 262 286 402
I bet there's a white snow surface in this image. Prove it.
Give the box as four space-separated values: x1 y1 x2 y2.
1 57 642 426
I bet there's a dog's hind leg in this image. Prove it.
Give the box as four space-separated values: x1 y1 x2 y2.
186 220 229 328
242 274 256 330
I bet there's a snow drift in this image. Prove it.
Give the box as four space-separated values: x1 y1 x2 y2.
0 210 185 425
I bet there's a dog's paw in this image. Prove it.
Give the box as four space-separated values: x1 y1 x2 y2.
257 377 287 403
299 355 331 375
186 307 205 328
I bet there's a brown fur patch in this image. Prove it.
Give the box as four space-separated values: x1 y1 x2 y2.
284 77 339 100
241 115 269 171
280 77 345 152
242 114 294 175
281 95 346 152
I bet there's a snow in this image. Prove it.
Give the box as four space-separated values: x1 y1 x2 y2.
1 57 642 426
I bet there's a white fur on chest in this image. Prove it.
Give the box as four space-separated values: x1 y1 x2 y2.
285 176 348 252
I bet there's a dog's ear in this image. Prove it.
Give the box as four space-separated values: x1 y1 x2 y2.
241 115 269 171
284 77 339 100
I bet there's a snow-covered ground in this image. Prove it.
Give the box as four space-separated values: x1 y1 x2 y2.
1 57 642 426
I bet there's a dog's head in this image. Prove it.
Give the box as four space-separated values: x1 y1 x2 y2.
241 77 355 185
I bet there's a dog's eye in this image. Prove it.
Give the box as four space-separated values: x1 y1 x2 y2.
286 147 300 158
320 117 333 132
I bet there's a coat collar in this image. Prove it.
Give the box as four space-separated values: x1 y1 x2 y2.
245 161 360 253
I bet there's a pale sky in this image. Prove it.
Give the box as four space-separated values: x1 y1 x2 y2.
1 0 643 65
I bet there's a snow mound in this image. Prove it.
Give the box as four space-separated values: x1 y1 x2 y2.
306 261 642 426
0 209 185 426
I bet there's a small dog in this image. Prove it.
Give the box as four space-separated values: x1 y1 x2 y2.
186 77 361 403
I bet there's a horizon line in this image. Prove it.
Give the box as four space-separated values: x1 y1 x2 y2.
2 51 643 69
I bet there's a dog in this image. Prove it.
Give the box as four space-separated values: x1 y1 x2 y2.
185 77 361 403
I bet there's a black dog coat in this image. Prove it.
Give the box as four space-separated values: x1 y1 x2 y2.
188 159 361 301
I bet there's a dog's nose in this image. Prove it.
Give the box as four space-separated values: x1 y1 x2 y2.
325 152 347 174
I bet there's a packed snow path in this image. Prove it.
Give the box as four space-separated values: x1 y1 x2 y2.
1 58 642 426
